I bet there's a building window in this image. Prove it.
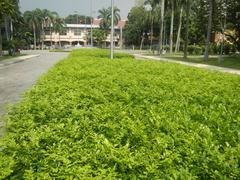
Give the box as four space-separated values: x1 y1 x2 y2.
73 28 81 36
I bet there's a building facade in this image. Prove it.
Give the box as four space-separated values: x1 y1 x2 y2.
44 19 126 48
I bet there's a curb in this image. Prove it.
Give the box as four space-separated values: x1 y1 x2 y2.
134 54 240 76
0 54 40 67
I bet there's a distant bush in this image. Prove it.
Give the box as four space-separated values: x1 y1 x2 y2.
187 45 203 55
224 44 237 55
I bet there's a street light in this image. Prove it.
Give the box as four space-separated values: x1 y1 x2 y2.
110 0 114 59
74 11 80 46
90 0 93 47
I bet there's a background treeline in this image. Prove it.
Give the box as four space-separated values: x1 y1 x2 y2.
124 0 240 59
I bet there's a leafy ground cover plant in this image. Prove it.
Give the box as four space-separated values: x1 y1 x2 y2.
0 49 240 179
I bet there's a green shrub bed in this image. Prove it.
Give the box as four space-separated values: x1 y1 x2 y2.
0 49 240 179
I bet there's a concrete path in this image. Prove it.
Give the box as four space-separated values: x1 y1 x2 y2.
0 50 68 136
134 54 240 76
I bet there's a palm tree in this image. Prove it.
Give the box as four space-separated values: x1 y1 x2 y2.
204 0 213 60
98 6 121 47
169 0 176 53
0 0 14 56
183 0 190 59
53 17 65 48
24 9 42 50
98 8 111 32
144 0 159 51
40 9 59 49
108 6 121 25
47 11 58 48
175 0 184 52
159 0 165 54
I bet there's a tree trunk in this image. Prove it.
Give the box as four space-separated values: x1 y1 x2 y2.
175 6 183 52
163 18 166 46
219 0 227 63
204 0 213 61
150 12 153 51
50 26 53 48
59 34 61 48
184 0 190 59
159 0 165 54
41 22 44 50
120 27 123 49
140 34 144 51
170 0 174 53
4 17 9 41
10 19 13 40
33 24 37 50
0 29 3 56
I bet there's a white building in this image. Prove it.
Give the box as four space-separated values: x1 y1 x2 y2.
44 19 126 48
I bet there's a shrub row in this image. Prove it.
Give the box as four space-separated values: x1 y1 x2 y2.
0 49 240 179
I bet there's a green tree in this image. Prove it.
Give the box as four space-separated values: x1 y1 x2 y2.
225 0 240 52
183 0 190 59
144 0 159 50
169 0 177 53
124 6 148 47
98 8 111 32
88 29 106 46
65 14 91 24
40 9 59 49
53 17 65 48
204 0 214 60
159 0 165 53
24 9 42 50
0 0 14 56
108 6 121 25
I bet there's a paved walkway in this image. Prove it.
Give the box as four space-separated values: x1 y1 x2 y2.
134 54 240 75
0 50 68 136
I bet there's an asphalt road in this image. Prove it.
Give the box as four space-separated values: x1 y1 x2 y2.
0 50 68 136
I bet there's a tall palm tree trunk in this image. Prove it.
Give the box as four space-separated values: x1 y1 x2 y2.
50 26 53 48
175 5 183 52
150 13 153 51
204 0 213 61
170 0 174 53
59 34 61 48
0 29 3 56
184 0 190 59
41 22 44 50
4 17 9 41
159 0 165 54
33 24 37 50
219 0 227 63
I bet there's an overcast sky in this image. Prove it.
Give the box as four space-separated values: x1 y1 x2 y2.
19 0 135 19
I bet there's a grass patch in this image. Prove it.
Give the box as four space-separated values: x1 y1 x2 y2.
0 54 25 62
49 49 72 53
0 49 240 179
153 53 240 70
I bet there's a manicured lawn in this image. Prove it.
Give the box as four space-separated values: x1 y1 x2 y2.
0 49 239 179
157 53 240 70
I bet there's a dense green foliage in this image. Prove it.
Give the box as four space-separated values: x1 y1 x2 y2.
1 49 240 179
64 14 91 24
124 0 240 54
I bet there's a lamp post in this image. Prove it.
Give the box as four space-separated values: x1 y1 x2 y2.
90 0 93 47
74 11 80 46
110 0 114 59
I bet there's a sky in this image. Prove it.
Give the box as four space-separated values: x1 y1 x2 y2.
19 0 135 20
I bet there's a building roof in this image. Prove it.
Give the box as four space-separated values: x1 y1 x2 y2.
51 19 127 30
66 24 99 28
117 20 127 28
